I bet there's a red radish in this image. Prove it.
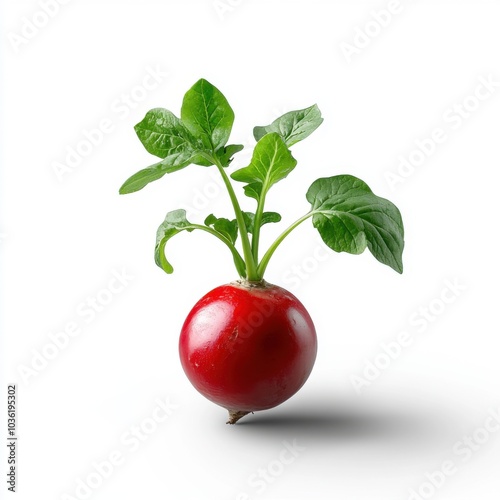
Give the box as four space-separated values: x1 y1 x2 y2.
179 281 317 424
119 79 404 423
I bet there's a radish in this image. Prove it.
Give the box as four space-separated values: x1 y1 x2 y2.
180 282 317 424
119 79 405 424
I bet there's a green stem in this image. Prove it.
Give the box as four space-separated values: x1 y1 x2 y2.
257 211 316 278
192 224 247 278
208 156 259 281
251 189 267 262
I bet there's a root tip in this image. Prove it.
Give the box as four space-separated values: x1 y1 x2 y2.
226 410 251 424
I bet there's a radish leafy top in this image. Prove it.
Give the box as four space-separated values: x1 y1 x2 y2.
120 79 404 281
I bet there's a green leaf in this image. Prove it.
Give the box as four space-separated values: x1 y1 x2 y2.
231 133 297 201
243 212 282 233
242 183 262 201
119 160 187 195
203 214 246 276
181 79 235 151
119 162 167 195
192 154 214 167
253 104 323 147
155 209 196 274
203 211 281 245
191 144 243 168
261 212 282 226
204 214 238 245
217 144 244 167
243 212 281 234
306 175 404 273
124 107 215 194
134 108 201 166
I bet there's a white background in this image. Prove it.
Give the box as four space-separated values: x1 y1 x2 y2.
1 1 500 499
